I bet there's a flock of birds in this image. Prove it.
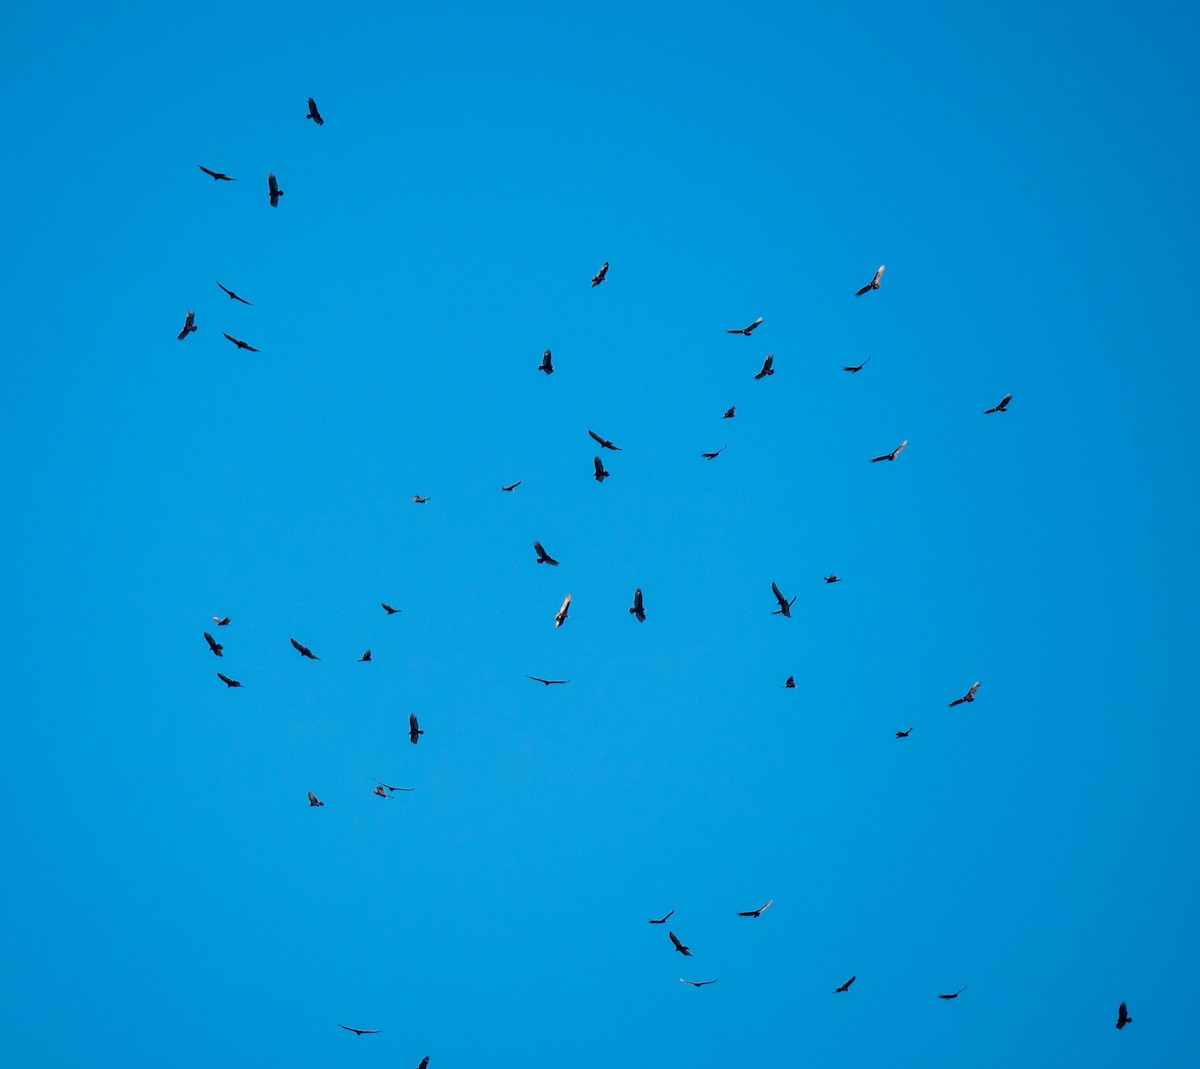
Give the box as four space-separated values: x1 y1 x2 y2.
184 96 1134 1051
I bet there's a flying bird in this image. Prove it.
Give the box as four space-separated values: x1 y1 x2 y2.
539 349 554 375
177 310 197 340
593 456 610 483
648 909 674 924
701 444 728 459
834 976 856 993
415 1059 430 1069
373 785 389 798
217 672 242 688
500 481 521 492
216 282 252 305
855 265 885 296
754 353 775 379
771 583 796 618
895 727 913 738
211 616 231 626
938 986 968 1000
198 165 236 181
222 332 259 352
412 495 430 504
337 1024 379 1036
268 172 283 207
533 541 559 566
409 714 423 744
377 782 414 792
1116 1002 1132 1030
824 575 841 584
305 97 324 125
308 791 324 807
629 588 646 622
290 637 319 660
842 356 871 373
949 682 980 707
588 429 621 451
984 393 1013 414
382 603 401 614
738 899 774 918
591 261 609 287
359 650 372 662
870 440 907 463
668 931 692 956
722 406 736 419
727 317 763 336
784 676 796 688
554 594 572 628
203 631 224 656
680 978 719 987
527 675 569 686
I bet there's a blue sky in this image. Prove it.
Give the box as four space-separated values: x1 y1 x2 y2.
4 1 1198 1065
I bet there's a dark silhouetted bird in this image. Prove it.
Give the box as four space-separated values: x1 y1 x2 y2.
217 672 242 688
771 583 796 618
211 616 231 626
198 165 236 181
784 676 795 688
722 406 736 419
669 931 692 956
500 481 521 492
222 332 259 352
738 899 774 918
527 675 569 686
337 1024 378 1035
824 575 841 584
895 727 913 738
855 265 885 296
306 97 324 125
268 172 283 207
985 393 1013 414
701 444 727 459
373 785 389 798
204 632 223 656
377 782 413 792
870 440 907 463
533 541 559 566
539 349 554 375
727 317 763 336
382 603 401 614
412 495 430 503
409 714 423 744
593 456 610 483
1116 1002 1132 1030
554 594 572 628
754 354 775 379
359 650 372 662
834 976 856 993
589 429 621 451
630 588 646 622
949 682 980 707
216 281 252 305
308 791 324 807
842 356 871 373
415 1058 429 1069
938 986 968 1000
290 637 319 660
680 978 719 987
178 310 197 340
648 909 674 924
591 261 609 287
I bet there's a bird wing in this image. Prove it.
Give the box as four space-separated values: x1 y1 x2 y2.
308 792 320 804
650 909 674 923
268 173 279 193
593 456 605 475
1000 393 1012 407
669 931 685 950
772 582 786 607
746 317 763 332
588 429 604 446
873 266 885 285
967 682 980 700
199 165 217 177
893 440 908 458
409 714 420 731
290 637 304 653
759 898 774 914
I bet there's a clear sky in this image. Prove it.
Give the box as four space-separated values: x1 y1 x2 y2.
4 1 1198 1065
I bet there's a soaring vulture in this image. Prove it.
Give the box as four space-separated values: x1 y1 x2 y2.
203 631 224 656
726 317 763 336
680 978 719 987
985 393 1013 414
784 676 796 688
648 909 674 924
211 616 231 626
500 481 522 492
668 931 692 956
834 976 856 993
843 356 871 372
308 791 324 807
527 675 569 686
538 349 554 375
337 1024 379 1035
738 899 774 918
359 650 372 662
588 429 621 451
1116 1002 1132 1030
409 714 423 744
591 261 609 287
701 444 728 459
222 332 259 352
217 672 242 688
177 310 197 340
949 682 980 707
268 172 284 207
533 541 559 566
895 727 913 738
382 603 401 614
870 440 907 463
824 574 841 584
198 165 235 181
771 582 796 618
305 97 324 125
416 1059 430 1069
593 456 610 483
290 637 319 660
554 594 572 628
216 281 252 305
754 354 775 379
629 588 646 622
722 406 736 419
377 782 414 792
412 495 430 503
855 265 885 296
938 986 968 1000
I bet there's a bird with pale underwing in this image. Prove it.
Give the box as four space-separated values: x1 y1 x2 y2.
738 899 773 918
211 616 231 626
727 317 763 336
985 393 1012 414
178 310 197 340
591 261 608 287
870 440 907 463
554 594 571 628
855 265 885 296
754 353 775 379
949 682 980 707
308 791 324 807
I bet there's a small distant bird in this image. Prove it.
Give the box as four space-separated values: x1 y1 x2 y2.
305 97 324 125
554 594 572 628
855 265 885 296
1116 1002 1132 1030
539 349 554 375
680 978 719 987
412 495 430 504
949 682 980 707
290 637 319 660
834 976 856 993
211 616 231 626
984 393 1013 414
409 714 423 744
824 575 841 584
222 332 259 352
648 909 675 924
500 481 522 492
216 282 252 305
629 588 645 622
373 785 389 798
593 456 610 483
377 782 414 792
177 310 197 340
203 631 224 656
198 165 236 181
533 541 559 566
938 986 968 1000
308 791 324 807
337 1024 378 1036
701 444 728 460
842 357 871 373
727 317 763 336
359 650 372 662
268 172 283 207
870 440 908 463
895 727 913 738
588 429 621 451
217 672 242 688
738 899 774 918
784 676 795 688
591 261 609 287
382 603 401 615
722 406 736 419
771 582 796 618
416 1058 430 1069
669 931 692 956
527 675 569 686
754 353 775 379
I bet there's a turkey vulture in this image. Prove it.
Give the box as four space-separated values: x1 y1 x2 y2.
669 931 692 956
591 261 609 287
373 785 389 798
824 575 841 584
337 1024 379 1035
177 310 197 340
938 986 968 1000
701 444 728 459
593 456 610 483
738 899 774 918
680 978 719 987
211 616 231 626
377 782 414 792
359 649 372 662
222 332 259 352
834 976 856 993
268 172 283 207
722 406 736 419
842 356 871 373
771 582 796 618
198 164 236 181
1116 1002 1132 1030
985 393 1012 414
895 727 913 738
949 682 980 707
855 265 885 296
870 440 907 463
216 281 252 305
538 349 554 375
415 1059 430 1069
308 791 324 807
217 672 242 688
409 714 423 744
588 429 621 451
306 97 324 125
533 541 559 566
754 354 775 379
500 481 522 492
648 909 674 924
527 675 569 686
629 588 645 622
554 594 572 628
203 631 224 656
784 676 795 688
727 317 763 336
290 637 319 660
382 603 401 614
412 495 430 503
